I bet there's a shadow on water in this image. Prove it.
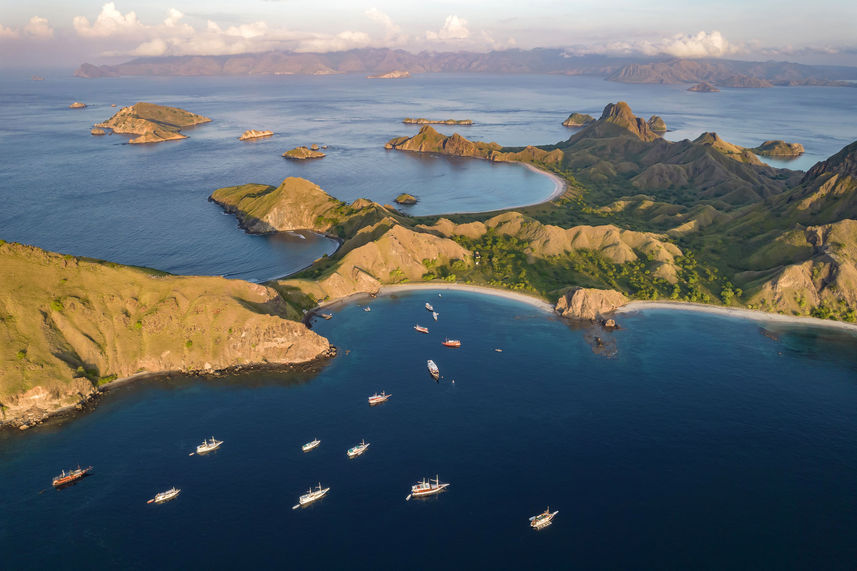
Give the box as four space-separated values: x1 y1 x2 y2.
759 323 857 372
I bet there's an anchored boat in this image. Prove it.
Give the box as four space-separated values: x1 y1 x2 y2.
368 391 391 405
347 439 370 458
529 507 559 529
302 438 321 452
195 436 223 454
52 465 92 488
293 483 330 509
425 302 434 311
432 311 439 321
320 313 333 320
427 359 439 380
406 475 449 500
148 487 181 504
441 339 461 348
414 324 429 334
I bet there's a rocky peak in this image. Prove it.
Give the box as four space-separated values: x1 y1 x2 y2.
597 102 659 142
803 140 857 183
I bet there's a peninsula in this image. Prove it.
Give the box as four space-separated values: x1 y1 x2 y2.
563 113 595 127
94 102 211 144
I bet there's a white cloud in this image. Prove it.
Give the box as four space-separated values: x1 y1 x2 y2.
426 15 469 41
650 30 735 58
366 7 405 43
0 24 20 39
163 8 183 28
131 37 168 56
296 30 371 52
24 16 54 39
73 2 144 38
224 22 268 39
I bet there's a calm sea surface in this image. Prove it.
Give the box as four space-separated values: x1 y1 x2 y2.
0 290 855 569
1 73 857 568
1 73 856 279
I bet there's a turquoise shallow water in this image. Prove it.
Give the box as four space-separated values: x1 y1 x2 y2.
1 290 855 569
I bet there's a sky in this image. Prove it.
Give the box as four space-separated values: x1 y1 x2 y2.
1 0 856 69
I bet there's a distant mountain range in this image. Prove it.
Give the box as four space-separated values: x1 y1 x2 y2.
75 48 857 87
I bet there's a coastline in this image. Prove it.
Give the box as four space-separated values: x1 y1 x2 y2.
616 300 857 332
379 282 556 313
518 162 566 203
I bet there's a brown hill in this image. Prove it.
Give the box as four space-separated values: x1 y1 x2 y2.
94 102 210 144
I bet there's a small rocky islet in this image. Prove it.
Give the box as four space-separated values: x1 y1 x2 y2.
93 102 211 144
239 129 274 141
282 146 326 160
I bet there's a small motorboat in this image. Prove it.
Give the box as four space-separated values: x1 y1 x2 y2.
320 313 333 320
432 311 438 321
406 475 449 500
414 324 429 334
292 483 330 509
363 306 371 312
427 359 439 380
368 391 391 405
441 339 461 348
148 487 181 504
425 302 434 311
530 507 559 529
195 436 223 455
302 438 321 452
347 439 370 458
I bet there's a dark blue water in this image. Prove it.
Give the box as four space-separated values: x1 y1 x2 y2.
1 290 855 569
2 74 856 280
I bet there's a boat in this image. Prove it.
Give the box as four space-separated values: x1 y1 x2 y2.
195 436 223 454
406 475 449 500
302 438 321 452
363 306 371 312
320 313 333 320
414 324 429 334
148 487 181 504
442 339 461 348
494 348 503 352
52 465 92 487
293 483 330 509
368 391 391 405
432 311 438 321
530 507 559 529
347 439 370 458
425 302 434 311
427 359 439 380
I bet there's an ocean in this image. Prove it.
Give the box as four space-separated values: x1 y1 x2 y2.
1 72 857 569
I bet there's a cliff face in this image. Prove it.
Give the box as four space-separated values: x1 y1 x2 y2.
210 177 393 235
0 242 331 428
555 287 629 320
95 102 211 144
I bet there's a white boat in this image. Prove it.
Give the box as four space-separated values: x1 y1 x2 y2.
148 487 181 504
425 302 434 311
414 324 429 334
529 507 559 529
406 475 449 500
363 306 371 312
427 359 439 380
368 391 391 405
347 439 370 458
293 483 330 509
432 311 438 321
195 436 223 454
302 438 321 452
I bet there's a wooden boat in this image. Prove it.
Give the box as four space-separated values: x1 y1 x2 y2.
530 507 559 529
441 339 461 348
432 311 438 321
414 324 429 334
347 439 370 458
52 465 92 487
302 438 321 452
195 436 223 454
148 487 181 504
320 313 333 320
427 360 439 380
293 483 329 509
425 302 434 311
368 391 391 405
406 475 449 500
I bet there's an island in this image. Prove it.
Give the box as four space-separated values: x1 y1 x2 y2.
368 70 410 79
69 102 86 109
562 113 595 127
647 115 667 133
93 102 211 144
32 76 44 81
239 129 273 141
750 140 805 158
90 127 106 136
403 118 473 125
688 82 720 92
282 146 326 160
0 240 332 429
394 193 418 205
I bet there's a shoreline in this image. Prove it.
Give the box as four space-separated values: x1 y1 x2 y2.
616 300 857 331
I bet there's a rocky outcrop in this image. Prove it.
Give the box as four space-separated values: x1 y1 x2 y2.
394 193 418 205
94 102 211 144
563 113 595 127
750 140 804 158
555 287 629 320
693 132 764 165
368 70 410 79
283 146 326 160
0 241 332 428
239 129 273 141
688 82 719 92
647 115 667 133
595 102 661 142
69 102 86 109
403 118 472 125
90 128 106 136
385 125 502 158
